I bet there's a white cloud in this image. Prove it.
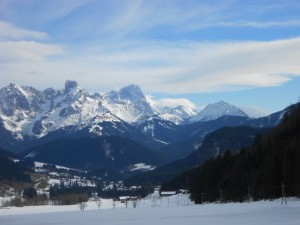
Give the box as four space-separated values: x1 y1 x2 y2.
0 21 48 40
0 21 64 88
1 37 300 93
146 95 197 110
84 37 300 93
0 41 63 62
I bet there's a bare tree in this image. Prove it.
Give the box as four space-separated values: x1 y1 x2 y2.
78 201 87 211
112 199 117 209
152 197 157 207
176 196 180 206
95 196 102 210
78 196 87 211
132 199 138 208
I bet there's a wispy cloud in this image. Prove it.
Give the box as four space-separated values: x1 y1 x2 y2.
60 0 300 39
1 0 300 41
0 0 89 25
100 0 212 38
44 0 89 20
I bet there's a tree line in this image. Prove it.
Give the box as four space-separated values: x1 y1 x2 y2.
49 182 92 205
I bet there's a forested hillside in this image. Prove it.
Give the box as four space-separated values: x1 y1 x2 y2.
124 126 269 186
21 136 165 172
0 148 31 183
162 104 300 203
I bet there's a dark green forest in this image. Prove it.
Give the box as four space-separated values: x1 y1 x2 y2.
0 151 31 183
162 104 300 203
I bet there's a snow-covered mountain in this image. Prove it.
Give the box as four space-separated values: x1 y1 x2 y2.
0 81 200 140
189 101 248 122
0 81 122 140
101 84 154 123
101 85 197 125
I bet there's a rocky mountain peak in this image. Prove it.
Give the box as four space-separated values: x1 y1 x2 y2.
0 84 45 117
64 80 78 93
119 84 144 100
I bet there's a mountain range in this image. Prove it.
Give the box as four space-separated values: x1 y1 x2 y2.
0 80 290 179
0 81 197 152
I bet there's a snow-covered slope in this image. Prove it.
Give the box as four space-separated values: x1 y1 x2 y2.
190 101 248 122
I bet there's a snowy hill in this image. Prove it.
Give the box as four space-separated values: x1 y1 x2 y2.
190 101 248 122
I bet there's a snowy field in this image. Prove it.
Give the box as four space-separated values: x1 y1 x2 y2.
1 196 300 225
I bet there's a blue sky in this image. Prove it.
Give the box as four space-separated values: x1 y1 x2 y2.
0 0 300 115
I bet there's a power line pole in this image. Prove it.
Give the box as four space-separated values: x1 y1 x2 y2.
220 189 223 203
247 186 251 202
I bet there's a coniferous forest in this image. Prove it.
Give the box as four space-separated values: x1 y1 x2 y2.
162 103 300 203
0 153 31 183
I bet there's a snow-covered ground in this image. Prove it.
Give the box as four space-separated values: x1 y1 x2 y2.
130 163 156 171
0 195 300 225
